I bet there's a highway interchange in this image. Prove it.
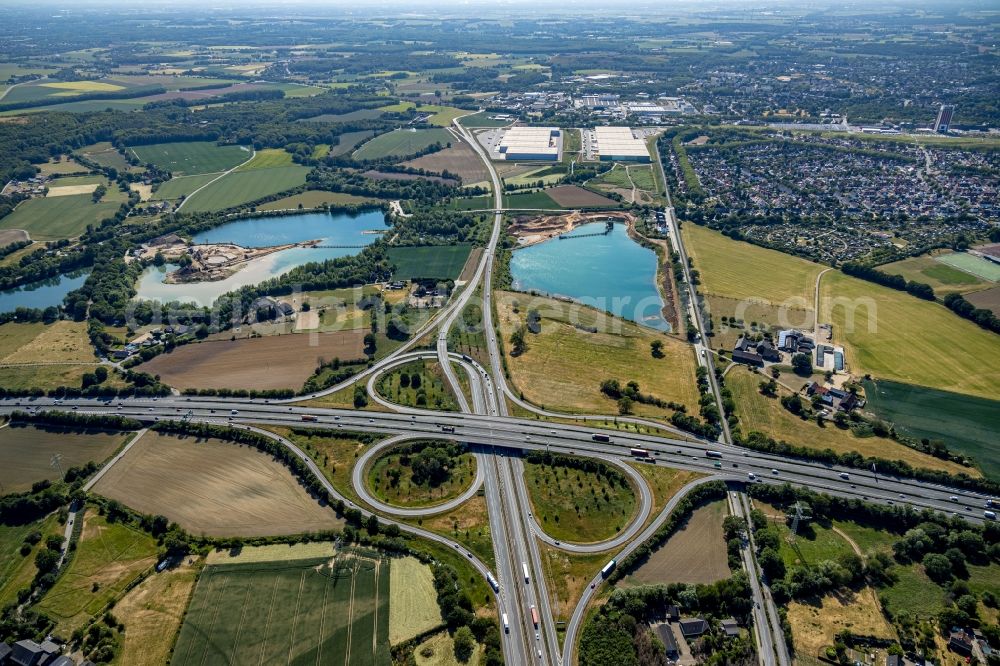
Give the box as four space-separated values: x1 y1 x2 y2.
7 120 995 666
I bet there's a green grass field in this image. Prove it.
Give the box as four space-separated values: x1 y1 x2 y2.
936 252 1000 282
863 379 1000 479
881 563 947 619
524 455 638 543
880 253 992 296
505 166 566 188
0 514 62 608
387 245 473 280
446 195 493 211
727 367 973 476
151 174 219 201
502 189 562 209
35 511 158 635
368 442 475 508
820 271 1000 400
773 518 855 569
353 128 453 160
376 102 466 127
375 360 460 413
683 223 824 306
590 165 633 189
258 190 376 211
0 194 122 240
74 142 135 173
458 113 511 128
330 130 376 157
130 141 251 176
181 166 311 213
235 148 295 171
496 291 701 417
171 554 390 666
0 424 129 493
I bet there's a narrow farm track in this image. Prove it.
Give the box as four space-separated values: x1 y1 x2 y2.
175 148 256 212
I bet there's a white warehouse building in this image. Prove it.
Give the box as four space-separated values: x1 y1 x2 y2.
594 126 650 163
496 126 561 161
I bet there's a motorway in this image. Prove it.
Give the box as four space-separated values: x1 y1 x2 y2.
17 123 997 666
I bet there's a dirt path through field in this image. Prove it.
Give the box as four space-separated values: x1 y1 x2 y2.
176 147 255 211
831 525 888 617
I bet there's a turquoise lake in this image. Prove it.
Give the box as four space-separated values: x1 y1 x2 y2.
135 210 387 305
0 269 90 313
510 222 669 331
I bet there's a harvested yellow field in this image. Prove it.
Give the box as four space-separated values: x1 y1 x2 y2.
728 366 977 476
92 431 342 537
682 223 823 307
820 271 1000 400
787 592 895 660
42 80 124 92
389 556 443 645
205 541 336 565
129 183 152 201
0 321 94 363
112 559 198 666
496 291 700 415
46 184 99 197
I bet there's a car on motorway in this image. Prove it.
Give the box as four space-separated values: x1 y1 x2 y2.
771 469 778 474
951 496 959 502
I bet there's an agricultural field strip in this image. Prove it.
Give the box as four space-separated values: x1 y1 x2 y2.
175 148 256 211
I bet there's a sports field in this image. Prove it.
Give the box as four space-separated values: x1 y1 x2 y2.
630 499 730 585
820 271 1000 400
683 224 824 307
880 253 992 296
727 367 975 476
129 141 251 175
181 165 311 212
387 245 473 280
936 252 1000 282
35 511 158 635
171 554 390 666
496 291 701 417
354 128 453 160
0 193 122 240
0 424 129 493
92 431 342 536
863 379 1000 480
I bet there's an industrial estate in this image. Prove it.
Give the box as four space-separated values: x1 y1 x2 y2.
0 2 997 666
